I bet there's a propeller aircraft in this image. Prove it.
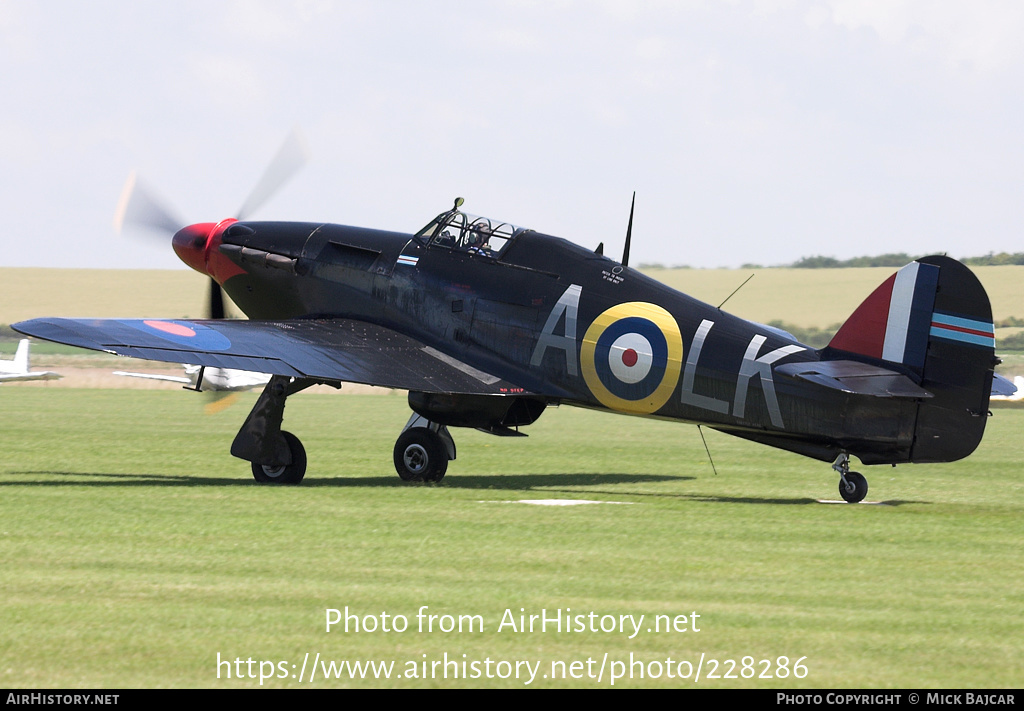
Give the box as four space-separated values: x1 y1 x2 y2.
112 364 272 414
13 137 1011 502
113 364 271 393
0 340 61 383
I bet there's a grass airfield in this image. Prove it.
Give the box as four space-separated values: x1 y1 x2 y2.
1 265 1021 688
1 388 1021 688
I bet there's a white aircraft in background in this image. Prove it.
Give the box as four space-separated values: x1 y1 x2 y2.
113 364 271 392
113 365 272 413
0 339 62 383
991 375 1024 402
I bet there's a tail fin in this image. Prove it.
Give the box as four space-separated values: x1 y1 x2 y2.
13 339 30 374
826 256 996 462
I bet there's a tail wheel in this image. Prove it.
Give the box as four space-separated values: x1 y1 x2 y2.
251 430 306 484
394 428 448 483
839 471 868 503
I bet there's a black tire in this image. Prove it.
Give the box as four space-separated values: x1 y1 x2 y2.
251 431 307 484
839 471 868 503
394 428 448 483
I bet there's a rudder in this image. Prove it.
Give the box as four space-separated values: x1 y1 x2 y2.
912 256 996 461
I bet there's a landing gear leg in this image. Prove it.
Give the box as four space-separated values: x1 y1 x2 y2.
232 375 317 484
393 413 455 483
832 452 868 503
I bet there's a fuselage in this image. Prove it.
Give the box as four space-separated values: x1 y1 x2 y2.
171 215 924 466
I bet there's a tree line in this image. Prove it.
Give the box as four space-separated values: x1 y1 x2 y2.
639 252 1024 270
787 252 1024 269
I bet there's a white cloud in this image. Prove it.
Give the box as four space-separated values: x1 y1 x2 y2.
0 1 40 61
1 0 1022 268
218 0 345 42
186 52 268 108
827 0 1024 72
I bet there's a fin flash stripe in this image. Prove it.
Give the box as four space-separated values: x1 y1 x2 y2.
930 313 995 348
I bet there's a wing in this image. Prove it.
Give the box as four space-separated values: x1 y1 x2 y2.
113 371 192 384
0 372 61 383
13 317 531 395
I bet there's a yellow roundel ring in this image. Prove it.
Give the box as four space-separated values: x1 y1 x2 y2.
580 302 684 414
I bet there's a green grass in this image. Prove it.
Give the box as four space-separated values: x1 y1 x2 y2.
1 390 1021 688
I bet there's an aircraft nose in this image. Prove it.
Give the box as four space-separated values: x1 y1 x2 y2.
172 223 216 275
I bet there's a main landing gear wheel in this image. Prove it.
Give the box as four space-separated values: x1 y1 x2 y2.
839 471 868 503
251 430 306 484
394 428 448 483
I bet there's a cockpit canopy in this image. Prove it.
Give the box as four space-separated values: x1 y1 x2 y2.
415 203 527 258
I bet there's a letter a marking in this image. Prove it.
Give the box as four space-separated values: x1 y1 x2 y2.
531 284 582 377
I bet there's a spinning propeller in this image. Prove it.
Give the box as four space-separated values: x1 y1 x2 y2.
113 130 309 410
114 128 310 320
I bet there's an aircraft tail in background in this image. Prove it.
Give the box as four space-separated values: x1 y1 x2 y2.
0 339 62 382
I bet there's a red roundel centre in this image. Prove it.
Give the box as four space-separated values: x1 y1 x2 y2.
621 348 639 367
144 320 197 337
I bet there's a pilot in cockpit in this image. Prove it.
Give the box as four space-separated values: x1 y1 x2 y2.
466 221 492 256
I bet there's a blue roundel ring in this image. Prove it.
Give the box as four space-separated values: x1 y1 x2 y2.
125 320 233 351
580 303 684 414
592 317 668 400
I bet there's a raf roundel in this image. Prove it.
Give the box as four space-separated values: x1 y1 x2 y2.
580 302 684 414
125 320 233 351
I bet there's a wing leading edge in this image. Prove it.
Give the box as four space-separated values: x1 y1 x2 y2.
12 317 533 396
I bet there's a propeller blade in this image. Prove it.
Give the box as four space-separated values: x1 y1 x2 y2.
236 128 310 221
113 171 182 236
209 279 225 320
204 391 241 415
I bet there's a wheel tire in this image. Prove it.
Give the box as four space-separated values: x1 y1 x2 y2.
251 431 307 484
839 471 868 503
394 428 448 483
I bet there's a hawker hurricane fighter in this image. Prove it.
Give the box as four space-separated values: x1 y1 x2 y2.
14 140 1010 502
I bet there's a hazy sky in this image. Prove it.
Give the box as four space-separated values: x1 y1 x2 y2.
2 0 1022 270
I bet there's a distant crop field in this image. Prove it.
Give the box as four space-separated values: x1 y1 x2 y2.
0 268 241 325
2 265 1020 329
3 266 1022 382
643 265 1024 328
0 390 1021 688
